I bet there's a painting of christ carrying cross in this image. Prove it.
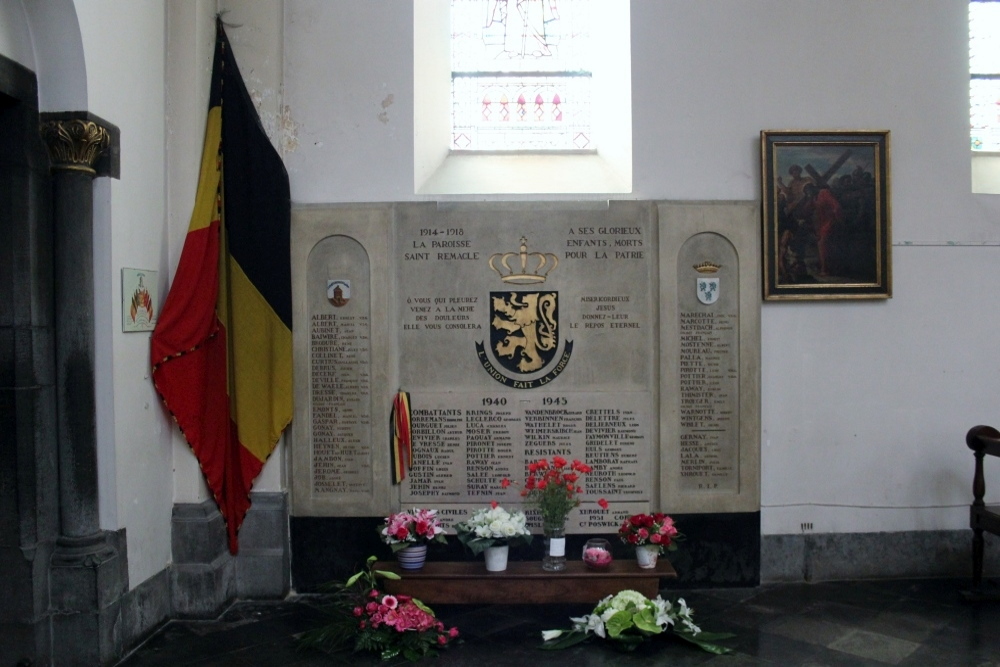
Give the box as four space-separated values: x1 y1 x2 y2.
761 130 892 301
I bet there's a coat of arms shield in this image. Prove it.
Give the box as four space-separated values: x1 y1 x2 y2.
697 277 719 305
490 291 558 374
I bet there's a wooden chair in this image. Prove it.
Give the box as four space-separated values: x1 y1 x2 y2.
966 425 1000 588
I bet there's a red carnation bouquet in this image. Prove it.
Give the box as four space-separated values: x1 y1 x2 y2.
503 456 608 529
618 512 681 554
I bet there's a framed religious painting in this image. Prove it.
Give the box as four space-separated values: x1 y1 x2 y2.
761 130 891 300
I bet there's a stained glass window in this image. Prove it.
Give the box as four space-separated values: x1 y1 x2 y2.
451 0 593 151
971 1 1000 151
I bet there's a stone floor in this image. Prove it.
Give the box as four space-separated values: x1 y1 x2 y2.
117 578 1000 666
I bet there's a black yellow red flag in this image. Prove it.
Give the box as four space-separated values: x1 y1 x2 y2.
391 392 412 484
151 17 293 554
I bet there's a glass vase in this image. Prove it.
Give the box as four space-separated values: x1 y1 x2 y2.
582 538 613 569
542 525 567 571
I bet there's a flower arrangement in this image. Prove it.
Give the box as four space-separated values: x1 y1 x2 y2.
582 539 613 569
540 589 733 654
502 456 608 528
454 501 533 555
379 508 448 553
618 512 680 553
298 556 459 662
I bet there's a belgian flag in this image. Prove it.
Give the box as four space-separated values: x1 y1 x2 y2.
151 17 292 554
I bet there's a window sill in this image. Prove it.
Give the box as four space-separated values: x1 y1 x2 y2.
415 151 632 195
972 151 1000 194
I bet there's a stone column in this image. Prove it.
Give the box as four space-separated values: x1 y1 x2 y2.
40 117 113 560
40 114 126 666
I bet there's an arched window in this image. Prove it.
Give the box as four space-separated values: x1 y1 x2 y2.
451 0 593 151
970 0 1000 192
415 0 631 195
971 0 1000 152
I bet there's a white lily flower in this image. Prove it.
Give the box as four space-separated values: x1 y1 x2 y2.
651 596 674 628
681 617 702 635
571 613 606 638
541 629 563 641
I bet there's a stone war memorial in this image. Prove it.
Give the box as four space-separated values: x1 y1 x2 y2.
289 201 761 588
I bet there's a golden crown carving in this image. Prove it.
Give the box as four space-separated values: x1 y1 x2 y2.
489 237 558 284
39 119 110 174
694 261 721 274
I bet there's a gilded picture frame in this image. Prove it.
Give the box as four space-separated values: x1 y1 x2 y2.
761 130 891 300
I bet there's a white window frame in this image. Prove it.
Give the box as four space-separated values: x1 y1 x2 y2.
414 0 632 195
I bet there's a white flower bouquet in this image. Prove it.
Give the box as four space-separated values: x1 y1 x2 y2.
454 502 533 555
541 589 734 654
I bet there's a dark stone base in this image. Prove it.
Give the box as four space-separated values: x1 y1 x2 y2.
172 493 290 618
762 529 1000 582
0 540 54 666
49 529 128 666
290 512 762 592
171 499 235 617
234 492 290 598
117 566 171 659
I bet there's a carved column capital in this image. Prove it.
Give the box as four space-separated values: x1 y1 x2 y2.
40 118 111 175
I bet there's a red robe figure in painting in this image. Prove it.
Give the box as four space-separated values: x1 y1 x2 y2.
805 184 843 277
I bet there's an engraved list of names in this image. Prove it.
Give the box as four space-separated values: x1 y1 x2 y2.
310 312 372 495
678 310 739 492
401 392 650 532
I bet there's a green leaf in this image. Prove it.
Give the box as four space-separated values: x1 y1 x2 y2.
611 634 645 651
540 630 590 650
673 629 735 654
344 572 363 587
374 570 401 580
631 607 662 634
412 598 434 615
604 610 634 638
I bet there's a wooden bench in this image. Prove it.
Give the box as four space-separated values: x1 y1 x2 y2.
967 425 1000 589
375 559 677 604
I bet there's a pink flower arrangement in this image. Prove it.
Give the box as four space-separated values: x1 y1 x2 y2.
583 546 613 569
358 593 440 632
618 513 681 554
379 508 448 552
299 556 459 661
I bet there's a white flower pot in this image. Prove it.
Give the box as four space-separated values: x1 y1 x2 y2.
484 544 509 572
635 545 659 569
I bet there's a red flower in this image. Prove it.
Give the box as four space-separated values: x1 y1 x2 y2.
448 627 460 638
501 478 511 488
437 635 448 646
490 500 499 509
552 455 568 468
394 526 409 540
598 498 609 509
